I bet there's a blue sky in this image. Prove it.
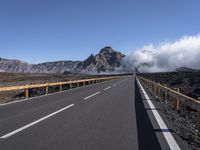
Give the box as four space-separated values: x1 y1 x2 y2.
0 0 200 64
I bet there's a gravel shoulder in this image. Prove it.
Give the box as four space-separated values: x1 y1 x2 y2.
139 72 200 150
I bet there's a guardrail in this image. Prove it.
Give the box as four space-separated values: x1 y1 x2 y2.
137 76 200 129
0 76 119 99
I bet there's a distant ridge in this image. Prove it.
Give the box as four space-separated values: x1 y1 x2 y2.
176 67 200 72
0 47 127 74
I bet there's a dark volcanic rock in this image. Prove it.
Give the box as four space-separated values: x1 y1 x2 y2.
139 72 200 99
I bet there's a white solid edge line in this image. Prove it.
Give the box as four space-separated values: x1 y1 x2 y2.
0 104 74 139
104 86 111 91
136 78 181 150
84 91 101 100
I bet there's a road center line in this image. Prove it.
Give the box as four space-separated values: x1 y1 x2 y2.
0 104 74 139
112 84 117 87
116 80 124 84
84 91 101 100
104 86 111 91
136 78 180 150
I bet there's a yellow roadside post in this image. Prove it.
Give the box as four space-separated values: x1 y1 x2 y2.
45 83 48 95
25 88 29 99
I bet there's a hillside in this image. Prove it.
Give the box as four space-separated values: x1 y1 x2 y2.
0 47 126 74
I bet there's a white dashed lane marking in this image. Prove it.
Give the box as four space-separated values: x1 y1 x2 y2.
0 104 74 139
84 91 101 100
104 86 111 91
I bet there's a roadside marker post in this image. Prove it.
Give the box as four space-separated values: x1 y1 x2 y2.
25 89 29 99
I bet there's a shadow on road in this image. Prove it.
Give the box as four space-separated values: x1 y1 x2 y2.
135 80 162 150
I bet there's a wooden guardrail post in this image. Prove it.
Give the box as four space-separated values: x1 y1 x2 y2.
59 84 62 92
25 89 29 99
45 86 48 95
77 82 79 87
69 83 72 89
157 82 161 100
152 82 154 93
153 82 157 97
173 88 180 110
163 84 168 102
149 82 153 93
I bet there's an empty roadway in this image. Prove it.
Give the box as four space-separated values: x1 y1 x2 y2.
0 76 186 150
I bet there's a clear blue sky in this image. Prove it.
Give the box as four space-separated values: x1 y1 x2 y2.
0 0 200 63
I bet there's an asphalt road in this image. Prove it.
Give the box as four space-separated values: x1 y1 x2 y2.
0 76 185 150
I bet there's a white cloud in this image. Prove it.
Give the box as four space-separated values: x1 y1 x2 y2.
125 34 200 72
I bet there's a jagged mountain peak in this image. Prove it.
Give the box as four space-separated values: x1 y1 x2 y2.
0 47 127 74
80 47 125 73
100 46 114 54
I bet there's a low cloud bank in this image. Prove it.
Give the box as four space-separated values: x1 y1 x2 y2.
125 34 200 72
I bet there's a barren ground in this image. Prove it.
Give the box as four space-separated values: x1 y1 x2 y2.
0 72 112 103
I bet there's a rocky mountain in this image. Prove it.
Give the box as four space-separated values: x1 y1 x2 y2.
0 47 126 74
32 61 80 73
78 46 125 73
0 57 80 74
0 58 31 73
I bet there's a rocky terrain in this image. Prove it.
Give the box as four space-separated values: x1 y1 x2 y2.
138 71 200 99
0 47 128 74
143 86 200 150
78 46 125 73
138 71 200 150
